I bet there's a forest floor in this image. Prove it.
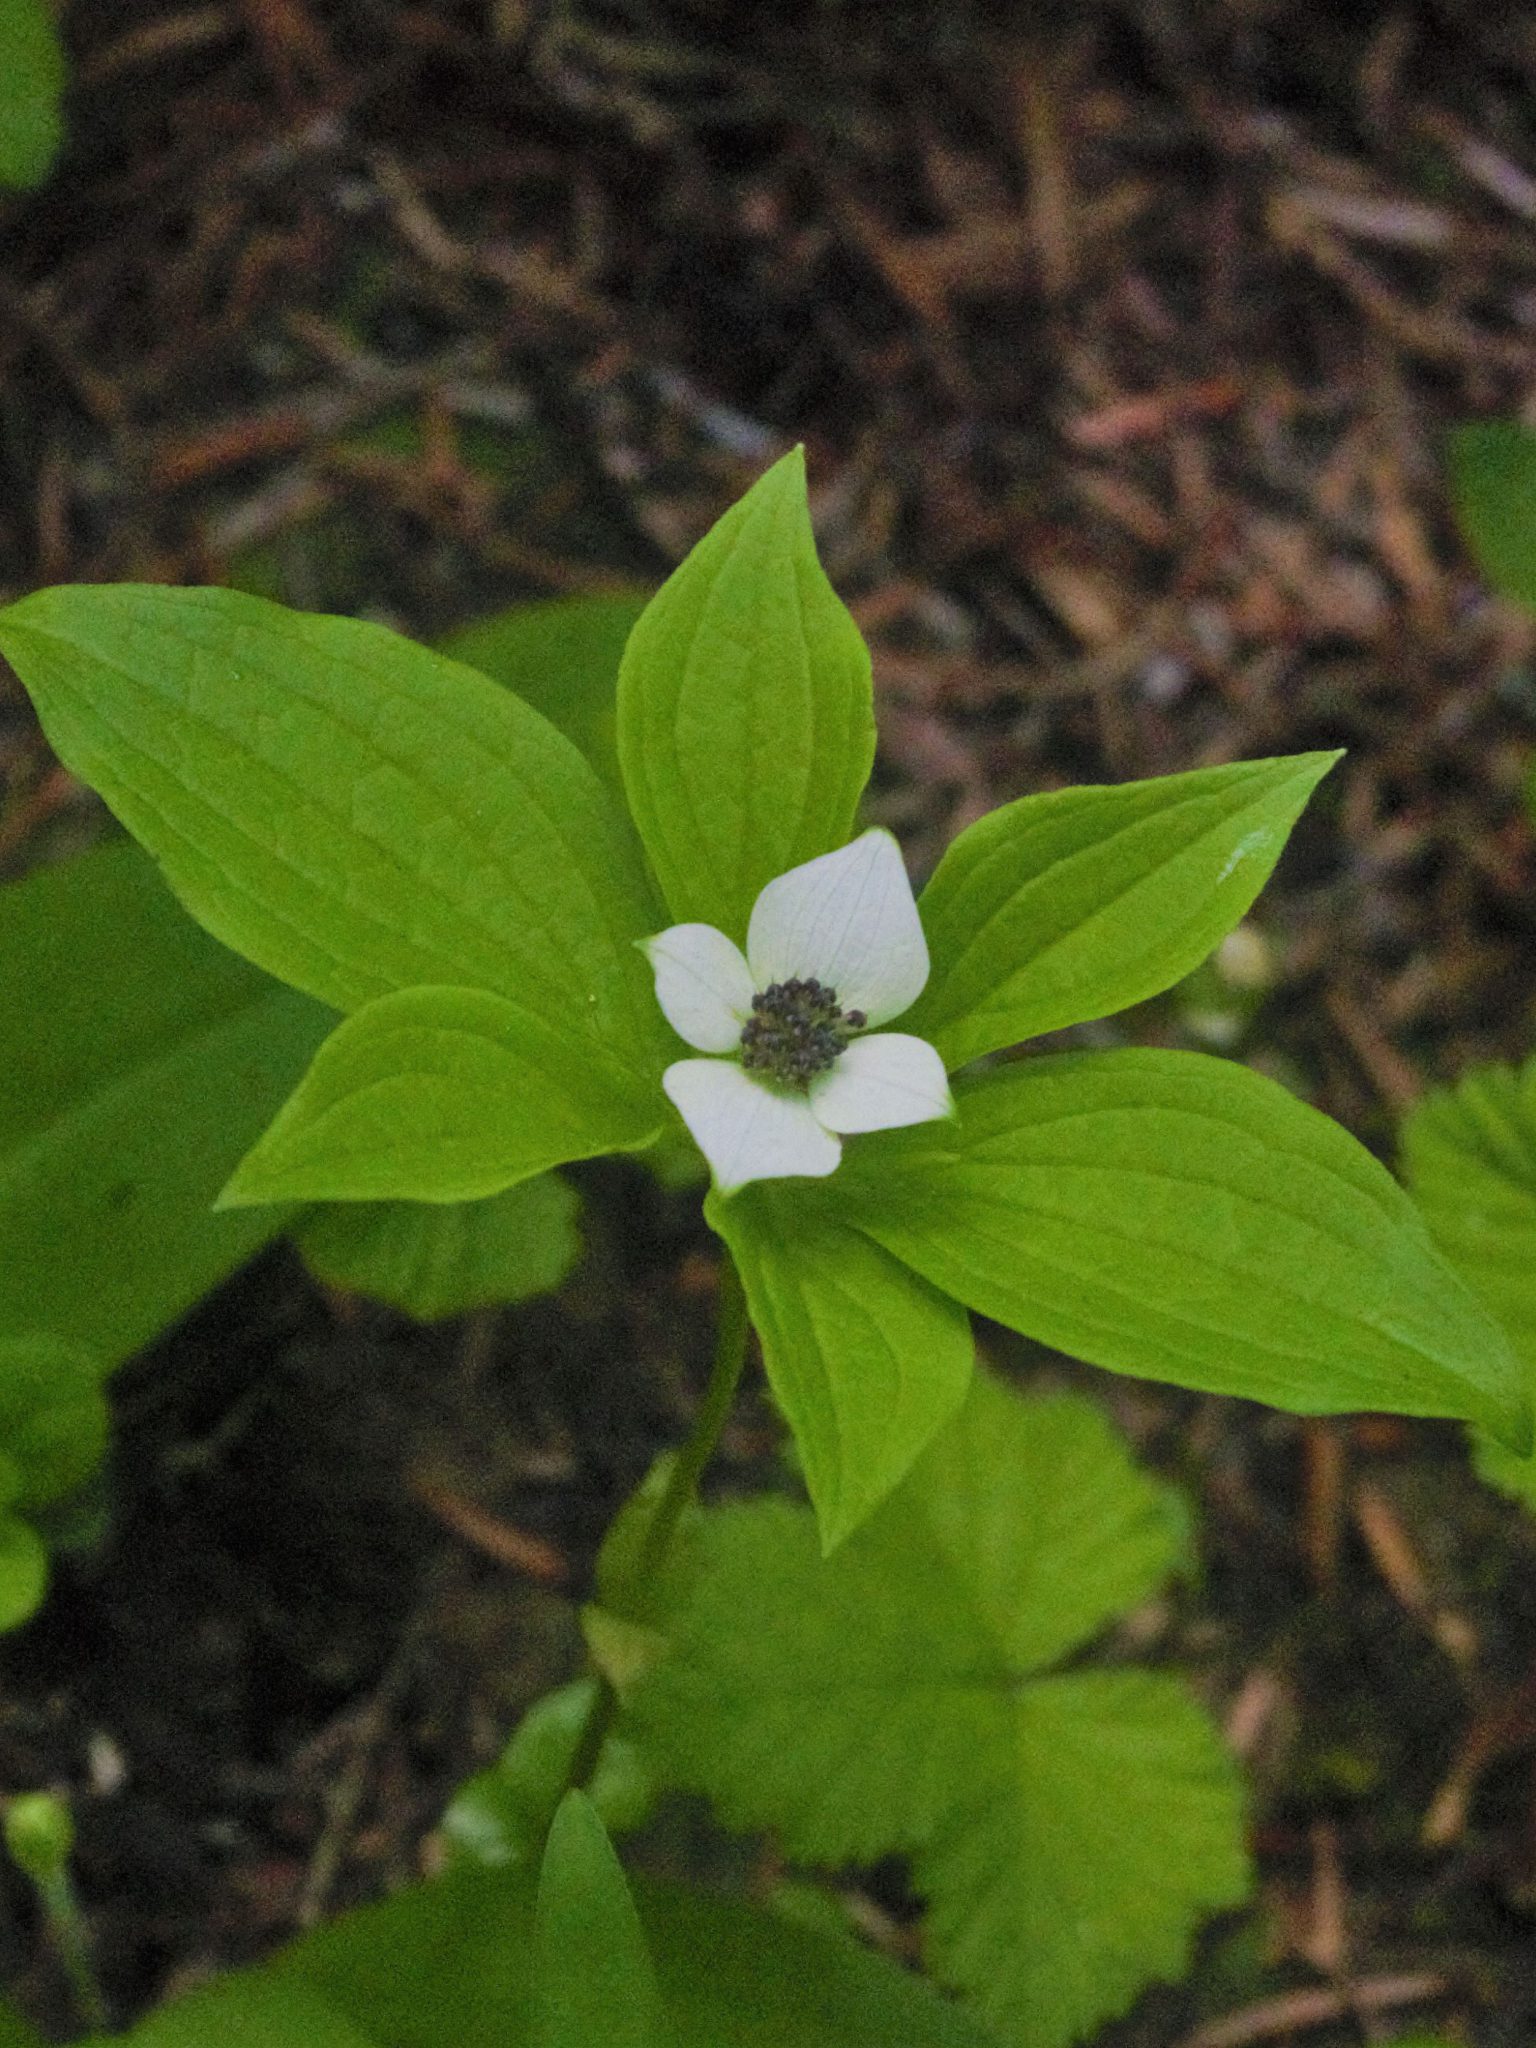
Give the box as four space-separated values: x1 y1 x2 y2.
3 3 1536 2042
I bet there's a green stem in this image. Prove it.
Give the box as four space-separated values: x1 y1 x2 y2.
38 1870 108 2035
567 1255 750 1794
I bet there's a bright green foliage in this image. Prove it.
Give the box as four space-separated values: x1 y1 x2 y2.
0 0 65 189
295 1173 581 1320
1449 420 1536 613
221 985 660 1206
79 1863 997 2048
917 1671 1246 2047
904 754 1338 1069
0 840 328 1362
835 1050 1528 1446
706 1181 974 1549
0 588 665 1082
441 1681 656 1870
0 1339 109 1629
1401 1055 1536 1505
530 1795 668 2048
617 448 874 938
440 595 646 800
631 1370 1247 2046
1 464 1488 1572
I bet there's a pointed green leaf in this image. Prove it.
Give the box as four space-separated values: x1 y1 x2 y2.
1449 420 1536 613
0 587 663 1089
633 1371 1246 2046
0 0 65 190
617 449 875 936
1401 1056 1536 1505
81 1855 997 2048
0 840 329 1364
915 1671 1248 2046
531 1794 667 2048
904 754 1338 1069
223 986 662 1207
295 1173 582 1321
705 1180 973 1550
839 1050 1529 1445
286 1865 997 2048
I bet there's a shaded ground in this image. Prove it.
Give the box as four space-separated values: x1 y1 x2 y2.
3 2 1536 2041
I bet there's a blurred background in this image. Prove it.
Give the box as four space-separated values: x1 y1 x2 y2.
3 3 1536 2042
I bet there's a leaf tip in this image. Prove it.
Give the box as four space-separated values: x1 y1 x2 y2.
212 1153 271 1212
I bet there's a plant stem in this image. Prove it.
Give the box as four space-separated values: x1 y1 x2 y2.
39 1870 108 2035
632 1254 748 1591
566 1254 750 1794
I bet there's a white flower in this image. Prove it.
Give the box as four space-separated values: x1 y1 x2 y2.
639 830 954 1195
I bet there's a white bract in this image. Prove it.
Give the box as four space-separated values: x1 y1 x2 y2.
640 830 954 1195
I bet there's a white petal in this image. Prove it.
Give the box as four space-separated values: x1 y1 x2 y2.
746 829 928 1027
663 1059 842 1195
639 925 754 1053
809 1033 954 1135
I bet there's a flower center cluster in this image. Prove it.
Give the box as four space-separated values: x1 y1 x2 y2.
738 978 867 1093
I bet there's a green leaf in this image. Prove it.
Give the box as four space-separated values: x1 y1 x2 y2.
0 1513 48 1630
915 1671 1247 2045
895 1370 1187 1673
441 1681 656 1873
439 595 646 799
1400 1056 1536 1506
905 754 1339 1069
0 587 664 1089
0 0 65 190
640 1882 1000 2048
0 1337 107 1510
633 1370 1246 2047
838 1049 1529 1446
295 1173 582 1320
705 1181 974 1551
223 985 661 1206
78 1974 381 2048
1449 420 1536 613
617 449 875 936
0 839 330 1364
1400 1057 1536 1370
530 1794 667 2048
83 1861 997 2048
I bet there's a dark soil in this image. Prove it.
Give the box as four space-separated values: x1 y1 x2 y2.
3 3 1536 2042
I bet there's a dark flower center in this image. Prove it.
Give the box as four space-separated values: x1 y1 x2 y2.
738 977 866 1093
